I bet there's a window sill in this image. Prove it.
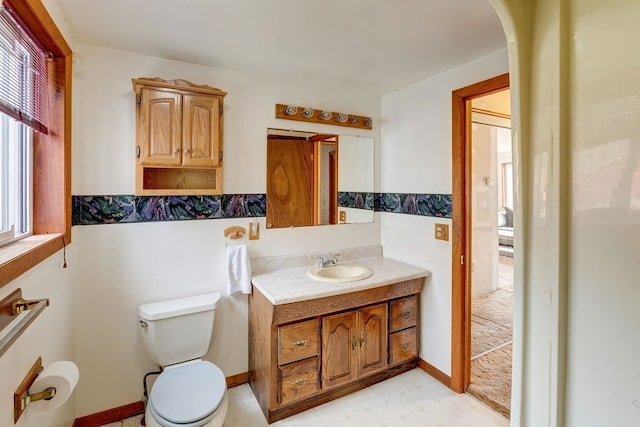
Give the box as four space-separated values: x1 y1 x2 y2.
0 234 63 286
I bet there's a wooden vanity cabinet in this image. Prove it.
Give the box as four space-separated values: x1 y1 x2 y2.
132 77 226 195
249 278 423 424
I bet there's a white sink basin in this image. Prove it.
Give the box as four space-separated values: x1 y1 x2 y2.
306 264 373 283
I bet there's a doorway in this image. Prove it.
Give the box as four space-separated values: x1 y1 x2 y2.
464 92 513 417
450 74 511 406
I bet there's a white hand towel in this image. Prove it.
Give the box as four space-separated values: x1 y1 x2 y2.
226 236 252 295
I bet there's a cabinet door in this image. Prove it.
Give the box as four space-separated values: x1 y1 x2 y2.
182 94 221 167
358 303 388 377
322 311 357 389
139 87 182 166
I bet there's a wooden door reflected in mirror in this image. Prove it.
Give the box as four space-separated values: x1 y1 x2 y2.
266 128 374 228
267 130 337 228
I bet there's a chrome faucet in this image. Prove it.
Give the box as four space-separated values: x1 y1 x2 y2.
318 253 341 268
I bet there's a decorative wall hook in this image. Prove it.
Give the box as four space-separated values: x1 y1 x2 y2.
224 226 246 239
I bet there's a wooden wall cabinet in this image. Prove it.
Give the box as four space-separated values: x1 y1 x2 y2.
132 77 227 195
249 278 423 423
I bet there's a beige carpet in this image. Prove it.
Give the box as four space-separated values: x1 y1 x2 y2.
468 258 513 419
471 286 513 357
467 344 512 418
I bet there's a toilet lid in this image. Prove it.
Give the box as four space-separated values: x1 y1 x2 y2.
150 361 226 425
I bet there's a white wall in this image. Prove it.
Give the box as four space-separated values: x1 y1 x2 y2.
0 251 76 427
379 49 509 375
70 43 381 416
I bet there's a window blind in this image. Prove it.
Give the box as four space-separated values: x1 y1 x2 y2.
0 6 49 134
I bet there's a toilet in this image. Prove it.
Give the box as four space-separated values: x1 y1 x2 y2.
138 292 228 427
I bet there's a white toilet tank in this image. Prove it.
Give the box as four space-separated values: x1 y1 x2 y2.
138 292 221 367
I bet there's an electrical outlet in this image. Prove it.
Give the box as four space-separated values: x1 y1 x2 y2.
435 223 449 241
339 210 346 223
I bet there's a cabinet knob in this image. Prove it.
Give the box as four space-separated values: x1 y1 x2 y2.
399 311 411 318
183 148 191 153
173 148 180 153
400 343 411 352
293 339 308 347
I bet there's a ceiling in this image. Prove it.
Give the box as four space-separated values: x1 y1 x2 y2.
55 0 507 97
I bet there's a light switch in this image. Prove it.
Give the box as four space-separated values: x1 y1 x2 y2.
435 223 449 241
249 221 260 240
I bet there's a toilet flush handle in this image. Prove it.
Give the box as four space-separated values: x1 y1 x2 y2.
139 320 148 328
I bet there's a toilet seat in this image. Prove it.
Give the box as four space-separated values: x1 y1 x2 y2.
149 360 226 427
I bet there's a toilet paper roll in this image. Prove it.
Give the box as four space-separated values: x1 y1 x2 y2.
28 361 79 411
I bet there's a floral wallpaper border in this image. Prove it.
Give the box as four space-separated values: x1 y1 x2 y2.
72 193 452 226
374 193 451 217
338 192 374 211
72 194 266 225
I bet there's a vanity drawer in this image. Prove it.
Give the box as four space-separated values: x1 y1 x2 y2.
278 357 320 406
389 295 418 332
389 327 418 365
278 318 319 365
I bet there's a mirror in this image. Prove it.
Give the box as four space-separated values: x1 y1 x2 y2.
266 128 374 228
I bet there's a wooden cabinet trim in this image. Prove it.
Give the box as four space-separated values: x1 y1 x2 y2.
272 278 423 325
133 77 227 97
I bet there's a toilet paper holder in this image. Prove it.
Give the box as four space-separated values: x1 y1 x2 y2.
13 356 55 423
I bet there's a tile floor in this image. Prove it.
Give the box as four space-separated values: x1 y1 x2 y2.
104 369 508 427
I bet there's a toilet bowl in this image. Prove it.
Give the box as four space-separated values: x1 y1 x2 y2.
137 293 227 427
144 360 228 427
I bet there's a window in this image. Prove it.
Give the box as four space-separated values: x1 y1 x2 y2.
0 0 71 288
0 3 44 247
0 114 32 246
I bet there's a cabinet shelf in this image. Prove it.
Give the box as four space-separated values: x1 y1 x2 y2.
142 167 220 195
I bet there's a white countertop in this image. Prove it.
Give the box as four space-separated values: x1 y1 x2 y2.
251 256 431 305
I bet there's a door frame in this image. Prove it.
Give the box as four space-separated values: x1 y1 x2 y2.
451 73 510 393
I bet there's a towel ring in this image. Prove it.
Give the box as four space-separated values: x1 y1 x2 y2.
224 226 246 239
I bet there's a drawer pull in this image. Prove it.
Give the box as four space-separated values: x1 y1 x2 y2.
400 343 411 352
293 339 308 347
399 311 411 318
290 377 307 387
